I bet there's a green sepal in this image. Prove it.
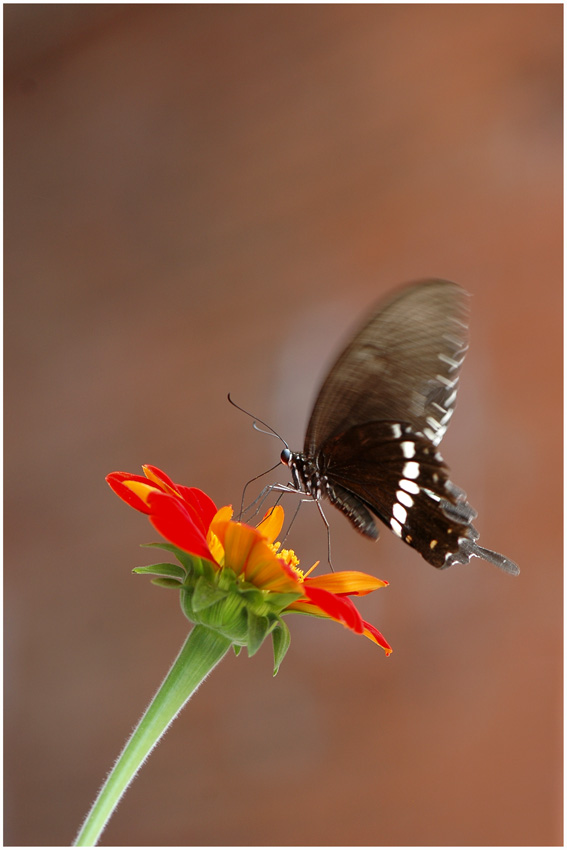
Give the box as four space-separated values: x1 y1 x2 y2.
246 610 271 657
271 620 291 676
262 591 303 609
179 586 196 623
233 644 242 657
192 576 228 611
133 563 186 581
178 586 249 643
150 577 184 589
215 565 237 590
238 585 264 604
140 542 195 572
191 556 222 584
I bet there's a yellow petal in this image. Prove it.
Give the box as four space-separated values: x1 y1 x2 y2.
255 505 284 544
207 529 225 566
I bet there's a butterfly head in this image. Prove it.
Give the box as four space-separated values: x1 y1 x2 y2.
280 447 309 493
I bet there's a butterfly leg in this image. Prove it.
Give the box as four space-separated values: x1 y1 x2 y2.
239 481 283 523
314 499 335 570
280 498 302 545
238 460 284 520
240 481 306 526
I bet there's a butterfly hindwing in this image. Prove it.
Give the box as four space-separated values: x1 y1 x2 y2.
318 421 478 568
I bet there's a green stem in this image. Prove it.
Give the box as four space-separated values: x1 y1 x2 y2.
74 625 232 846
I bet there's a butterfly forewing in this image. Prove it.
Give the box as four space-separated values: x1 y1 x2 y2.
304 279 469 454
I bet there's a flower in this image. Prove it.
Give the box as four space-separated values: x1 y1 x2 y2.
106 465 217 561
106 465 392 667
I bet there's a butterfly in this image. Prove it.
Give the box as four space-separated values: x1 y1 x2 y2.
277 278 519 575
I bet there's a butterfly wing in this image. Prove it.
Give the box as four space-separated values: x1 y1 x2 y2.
304 279 468 455
299 278 518 575
320 421 519 574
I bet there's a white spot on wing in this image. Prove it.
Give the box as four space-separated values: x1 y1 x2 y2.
396 489 414 508
401 441 415 458
438 352 461 371
437 374 458 389
391 424 402 438
399 478 420 494
390 518 403 537
423 488 441 502
403 461 420 479
393 503 407 524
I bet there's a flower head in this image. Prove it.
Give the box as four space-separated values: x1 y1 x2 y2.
106 465 392 670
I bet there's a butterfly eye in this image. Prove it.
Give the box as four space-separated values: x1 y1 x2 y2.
280 448 292 466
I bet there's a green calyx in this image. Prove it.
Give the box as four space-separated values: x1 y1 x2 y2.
134 543 302 674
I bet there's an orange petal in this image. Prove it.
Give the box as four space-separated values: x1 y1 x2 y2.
305 571 388 596
210 505 234 535
218 522 258 576
244 539 303 593
255 505 285 544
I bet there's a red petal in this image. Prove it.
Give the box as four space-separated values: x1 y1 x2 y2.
303 586 364 634
143 466 218 535
178 486 218 533
106 473 153 514
147 491 214 561
362 620 393 655
143 465 177 491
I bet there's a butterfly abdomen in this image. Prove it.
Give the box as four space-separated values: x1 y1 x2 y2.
283 448 380 539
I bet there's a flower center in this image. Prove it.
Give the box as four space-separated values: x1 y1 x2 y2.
268 540 302 571
267 541 320 584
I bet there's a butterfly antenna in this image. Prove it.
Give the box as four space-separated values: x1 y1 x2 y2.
227 393 290 450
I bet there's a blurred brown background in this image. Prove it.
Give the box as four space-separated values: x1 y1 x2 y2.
4 4 562 847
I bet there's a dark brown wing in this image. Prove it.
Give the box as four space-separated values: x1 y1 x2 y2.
304 279 469 455
319 421 519 574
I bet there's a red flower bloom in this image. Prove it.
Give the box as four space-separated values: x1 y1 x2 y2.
107 465 216 561
106 465 392 655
